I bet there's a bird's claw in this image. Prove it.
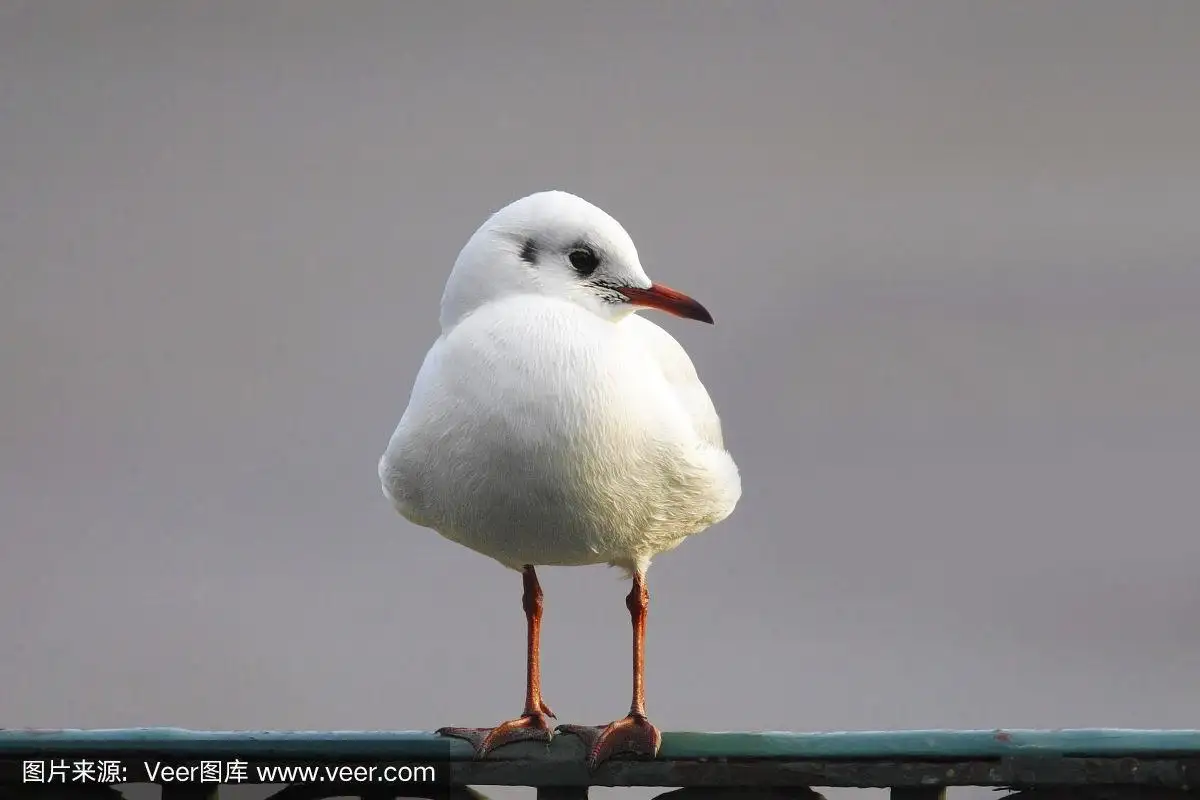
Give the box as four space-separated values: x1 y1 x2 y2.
558 714 662 769
438 712 555 758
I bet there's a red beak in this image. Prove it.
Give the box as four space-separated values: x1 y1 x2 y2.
618 282 714 324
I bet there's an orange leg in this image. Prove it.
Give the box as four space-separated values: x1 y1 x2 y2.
559 571 662 768
438 565 555 756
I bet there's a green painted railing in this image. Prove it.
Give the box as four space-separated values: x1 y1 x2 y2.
2 728 1199 799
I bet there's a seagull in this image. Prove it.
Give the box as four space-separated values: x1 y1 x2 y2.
378 190 741 768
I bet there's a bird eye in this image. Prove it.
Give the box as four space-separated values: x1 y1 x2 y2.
568 247 600 277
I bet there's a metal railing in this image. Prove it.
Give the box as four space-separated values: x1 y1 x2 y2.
2 728 1198 800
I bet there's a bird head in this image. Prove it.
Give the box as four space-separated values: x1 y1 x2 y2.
439 190 712 330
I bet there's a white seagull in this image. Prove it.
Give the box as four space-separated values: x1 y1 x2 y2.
379 190 741 767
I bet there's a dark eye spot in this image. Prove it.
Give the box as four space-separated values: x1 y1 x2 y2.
568 246 600 277
519 238 539 265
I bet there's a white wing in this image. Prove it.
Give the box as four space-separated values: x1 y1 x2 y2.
621 314 725 450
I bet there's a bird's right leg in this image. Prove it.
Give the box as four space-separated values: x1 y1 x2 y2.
438 564 556 756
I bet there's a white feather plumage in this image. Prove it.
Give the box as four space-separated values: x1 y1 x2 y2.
379 191 740 577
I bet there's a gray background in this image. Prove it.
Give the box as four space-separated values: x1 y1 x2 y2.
2 2 1198 799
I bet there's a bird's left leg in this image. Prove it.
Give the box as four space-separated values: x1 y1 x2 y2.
438 564 556 756
558 569 662 768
